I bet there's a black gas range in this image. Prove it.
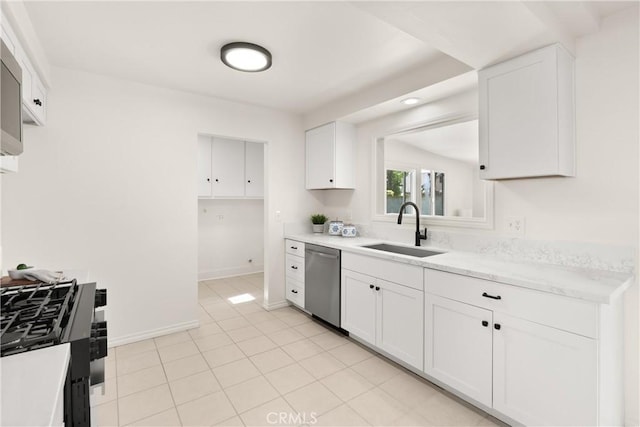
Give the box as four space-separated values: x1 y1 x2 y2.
0 279 108 427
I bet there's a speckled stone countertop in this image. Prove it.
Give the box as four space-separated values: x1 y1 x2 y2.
285 233 633 304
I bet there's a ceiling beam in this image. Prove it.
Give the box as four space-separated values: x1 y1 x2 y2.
520 1 576 56
350 1 583 69
303 54 471 129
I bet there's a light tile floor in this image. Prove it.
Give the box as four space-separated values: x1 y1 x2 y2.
95 273 506 426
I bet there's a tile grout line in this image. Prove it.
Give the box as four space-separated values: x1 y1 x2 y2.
155 347 183 427
116 338 180 427
199 288 345 420
114 274 497 427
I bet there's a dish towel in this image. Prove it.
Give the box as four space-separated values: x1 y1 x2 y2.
23 270 67 284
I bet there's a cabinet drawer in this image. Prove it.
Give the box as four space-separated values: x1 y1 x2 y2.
286 277 304 307
285 240 305 257
425 269 597 338
343 252 423 291
285 254 304 282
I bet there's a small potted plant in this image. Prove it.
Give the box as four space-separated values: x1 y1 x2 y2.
310 214 328 233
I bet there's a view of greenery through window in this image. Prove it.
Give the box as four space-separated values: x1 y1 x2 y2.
386 169 413 214
386 168 445 216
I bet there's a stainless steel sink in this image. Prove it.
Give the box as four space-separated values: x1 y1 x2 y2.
361 243 444 258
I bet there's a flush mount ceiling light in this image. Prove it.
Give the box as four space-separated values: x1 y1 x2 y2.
401 97 421 105
220 42 272 72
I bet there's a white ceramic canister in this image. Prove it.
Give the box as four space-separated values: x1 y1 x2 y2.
341 224 357 237
328 220 344 236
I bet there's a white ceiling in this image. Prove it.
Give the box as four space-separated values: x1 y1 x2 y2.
23 1 444 114
341 71 477 124
389 120 479 165
22 1 637 117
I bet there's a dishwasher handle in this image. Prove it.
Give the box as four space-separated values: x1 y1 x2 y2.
306 249 339 260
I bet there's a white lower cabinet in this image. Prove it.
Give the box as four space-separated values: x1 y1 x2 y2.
342 266 423 370
492 312 597 426
285 240 305 308
425 294 493 407
377 278 423 369
341 270 376 345
425 268 619 426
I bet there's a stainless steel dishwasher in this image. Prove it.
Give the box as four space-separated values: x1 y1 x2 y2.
305 243 341 328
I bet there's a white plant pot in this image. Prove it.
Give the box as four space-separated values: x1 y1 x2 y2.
312 224 324 233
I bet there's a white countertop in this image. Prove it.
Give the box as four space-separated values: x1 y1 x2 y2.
285 233 633 304
1 344 70 426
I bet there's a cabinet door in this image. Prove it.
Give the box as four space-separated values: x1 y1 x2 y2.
341 269 376 346
285 276 304 308
244 142 264 198
197 135 212 197
8 40 46 125
305 122 335 189
424 294 492 407
30 74 46 124
211 137 245 197
492 312 597 426
14 47 32 112
1 25 16 52
376 279 424 370
479 46 562 179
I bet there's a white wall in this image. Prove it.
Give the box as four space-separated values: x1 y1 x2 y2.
323 90 478 223
198 199 264 280
1 66 322 345
322 8 639 424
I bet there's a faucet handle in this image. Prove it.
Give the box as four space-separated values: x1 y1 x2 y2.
420 227 428 240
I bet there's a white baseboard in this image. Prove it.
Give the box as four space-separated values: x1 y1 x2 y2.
198 265 264 281
108 319 199 348
262 299 290 311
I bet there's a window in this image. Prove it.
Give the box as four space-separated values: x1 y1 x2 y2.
385 169 414 214
434 172 445 216
420 170 432 215
420 169 445 216
386 167 444 216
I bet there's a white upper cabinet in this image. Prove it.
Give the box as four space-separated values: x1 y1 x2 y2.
197 135 213 197
244 141 264 198
1 14 47 126
197 136 264 199
211 137 245 197
305 121 355 189
16 46 46 125
479 44 574 179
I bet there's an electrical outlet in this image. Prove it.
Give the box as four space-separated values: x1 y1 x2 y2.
505 216 525 236
275 210 281 222
217 215 224 221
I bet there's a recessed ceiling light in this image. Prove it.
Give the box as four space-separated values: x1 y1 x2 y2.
220 42 272 72
401 97 421 105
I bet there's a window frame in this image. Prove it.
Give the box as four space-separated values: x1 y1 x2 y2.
372 113 494 230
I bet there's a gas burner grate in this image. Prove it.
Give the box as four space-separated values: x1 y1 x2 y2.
0 280 77 356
